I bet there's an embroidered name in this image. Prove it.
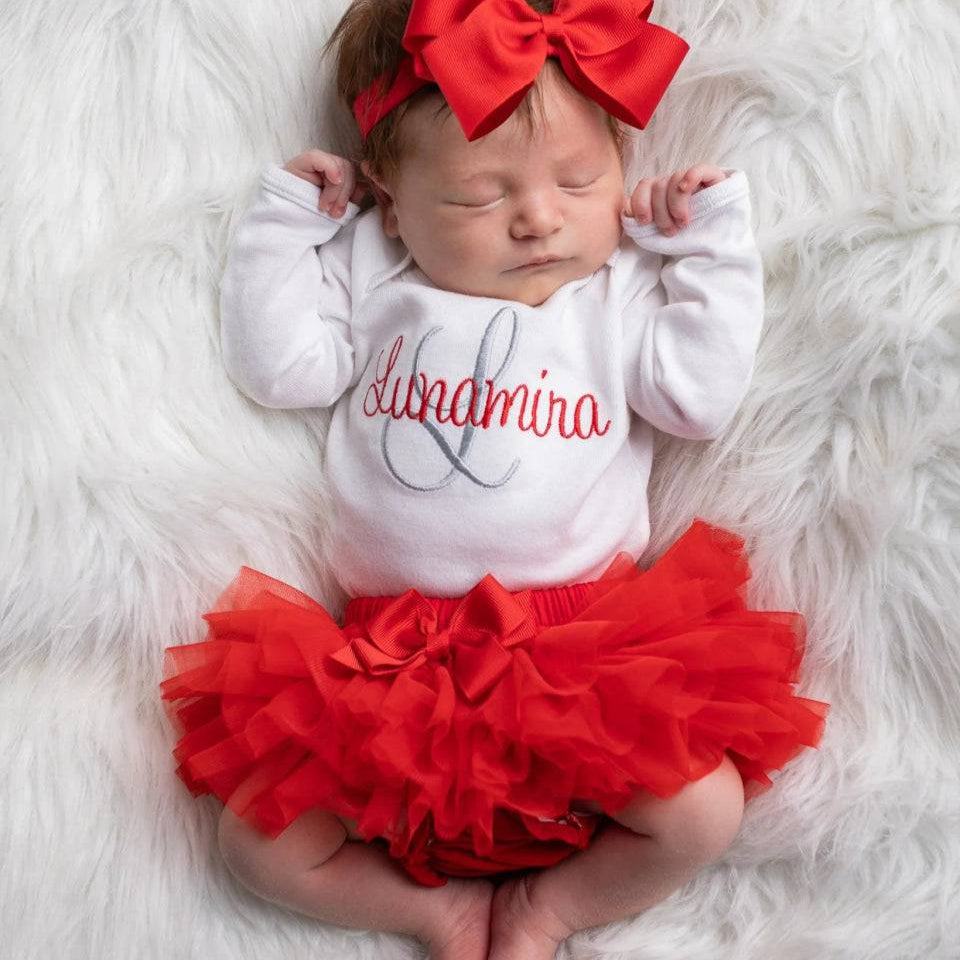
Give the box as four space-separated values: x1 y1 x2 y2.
363 335 611 441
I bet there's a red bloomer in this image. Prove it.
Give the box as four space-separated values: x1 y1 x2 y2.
159 518 829 887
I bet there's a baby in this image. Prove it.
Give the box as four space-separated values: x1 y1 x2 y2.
161 2 829 959
216 62 750 960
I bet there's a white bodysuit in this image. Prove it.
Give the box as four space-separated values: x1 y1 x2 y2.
220 163 764 598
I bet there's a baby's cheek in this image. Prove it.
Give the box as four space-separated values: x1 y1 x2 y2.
414 230 491 288
578 199 624 255
442 229 494 269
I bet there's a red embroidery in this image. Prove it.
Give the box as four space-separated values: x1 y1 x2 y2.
362 336 611 440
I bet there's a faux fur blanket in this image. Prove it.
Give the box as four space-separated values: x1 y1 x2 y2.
2 0 958 957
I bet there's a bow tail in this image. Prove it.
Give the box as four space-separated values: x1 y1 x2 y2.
454 637 515 703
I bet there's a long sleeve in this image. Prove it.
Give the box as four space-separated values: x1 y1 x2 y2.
619 168 764 440
219 163 363 409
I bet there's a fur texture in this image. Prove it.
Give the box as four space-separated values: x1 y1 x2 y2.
2 0 958 957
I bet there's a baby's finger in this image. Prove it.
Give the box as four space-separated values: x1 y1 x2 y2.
299 149 341 190
667 171 690 225
680 163 727 194
317 165 346 212
330 164 365 216
629 179 653 221
322 166 354 217
650 178 676 235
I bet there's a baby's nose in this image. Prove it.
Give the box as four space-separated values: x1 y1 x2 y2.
511 204 563 237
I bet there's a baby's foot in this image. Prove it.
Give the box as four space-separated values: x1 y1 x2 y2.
487 874 573 960
420 876 495 960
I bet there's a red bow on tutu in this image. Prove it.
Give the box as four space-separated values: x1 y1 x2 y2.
352 0 690 142
329 575 539 703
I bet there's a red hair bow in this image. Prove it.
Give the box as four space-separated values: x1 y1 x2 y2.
352 0 689 142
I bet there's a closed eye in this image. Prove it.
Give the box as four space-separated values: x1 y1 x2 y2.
561 177 601 190
450 176 602 207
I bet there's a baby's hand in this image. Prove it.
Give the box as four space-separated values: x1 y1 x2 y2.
623 164 728 236
282 149 368 218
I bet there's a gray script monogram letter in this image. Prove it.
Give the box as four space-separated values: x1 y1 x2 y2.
382 307 522 491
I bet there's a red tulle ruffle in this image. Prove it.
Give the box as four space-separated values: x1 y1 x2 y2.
159 518 829 887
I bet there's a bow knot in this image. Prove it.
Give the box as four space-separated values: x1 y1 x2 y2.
423 623 452 663
539 12 567 48
329 576 539 703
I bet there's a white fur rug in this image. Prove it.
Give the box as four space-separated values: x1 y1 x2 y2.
2 0 959 957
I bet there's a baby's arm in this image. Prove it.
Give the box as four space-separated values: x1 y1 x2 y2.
218 161 362 409
619 169 764 440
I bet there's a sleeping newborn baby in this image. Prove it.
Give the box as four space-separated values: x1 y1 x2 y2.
190 48 778 960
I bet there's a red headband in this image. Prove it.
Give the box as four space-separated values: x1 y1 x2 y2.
352 0 690 143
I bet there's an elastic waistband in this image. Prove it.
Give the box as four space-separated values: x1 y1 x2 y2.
343 577 604 629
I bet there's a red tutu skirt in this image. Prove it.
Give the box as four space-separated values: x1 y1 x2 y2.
159 519 829 887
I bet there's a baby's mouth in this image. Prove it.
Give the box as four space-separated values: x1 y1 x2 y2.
511 256 566 270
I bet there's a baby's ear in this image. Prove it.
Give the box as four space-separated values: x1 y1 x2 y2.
360 160 386 195
359 161 386 203
360 161 401 238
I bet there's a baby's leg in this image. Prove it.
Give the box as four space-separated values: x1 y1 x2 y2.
488 753 746 960
217 798 493 960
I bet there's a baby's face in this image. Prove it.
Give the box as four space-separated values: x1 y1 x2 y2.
363 62 625 308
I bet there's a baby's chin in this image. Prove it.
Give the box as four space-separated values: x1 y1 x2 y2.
503 275 569 307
